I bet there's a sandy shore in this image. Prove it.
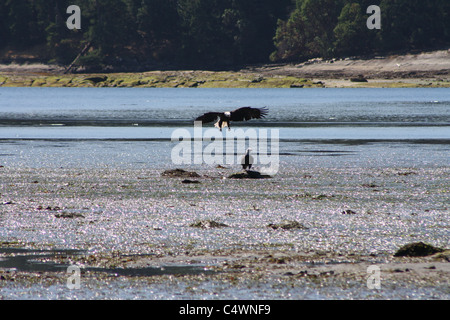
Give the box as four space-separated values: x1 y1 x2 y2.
1 50 449 88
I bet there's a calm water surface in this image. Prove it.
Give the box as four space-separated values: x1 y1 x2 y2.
0 87 448 169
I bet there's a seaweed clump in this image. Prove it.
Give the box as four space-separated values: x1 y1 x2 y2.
189 220 229 229
267 220 309 230
162 169 200 178
228 170 271 179
394 242 444 257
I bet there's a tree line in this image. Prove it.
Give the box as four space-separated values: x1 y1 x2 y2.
0 0 449 71
272 0 450 62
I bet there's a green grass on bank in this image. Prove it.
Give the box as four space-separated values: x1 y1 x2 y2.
1 71 449 88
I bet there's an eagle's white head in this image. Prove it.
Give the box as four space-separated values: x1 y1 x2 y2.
224 111 231 118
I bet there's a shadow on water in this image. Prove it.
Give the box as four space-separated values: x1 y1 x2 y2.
0 248 216 277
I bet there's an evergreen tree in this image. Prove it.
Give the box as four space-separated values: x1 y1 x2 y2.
379 0 446 51
272 0 344 61
334 2 374 56
228 0 291 64
0 2 9 48
271 8 307 62
5 0 35 47
177 0 235 67
137 0 180 62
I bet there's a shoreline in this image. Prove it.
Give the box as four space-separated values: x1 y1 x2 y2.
1 50 449 88
1 69 448 89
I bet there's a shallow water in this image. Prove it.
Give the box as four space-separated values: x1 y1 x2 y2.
0 247 215 277
0 87 449 169
0 88 449 300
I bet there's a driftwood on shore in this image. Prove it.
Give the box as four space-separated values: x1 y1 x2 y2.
64 42 92 74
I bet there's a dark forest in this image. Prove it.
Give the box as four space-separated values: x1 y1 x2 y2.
1 0 449 71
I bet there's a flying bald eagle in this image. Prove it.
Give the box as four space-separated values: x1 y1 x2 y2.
241 148 254 170
195 107 268 131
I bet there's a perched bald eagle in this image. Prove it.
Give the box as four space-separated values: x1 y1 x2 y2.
195 107 268 131
241 148 254 170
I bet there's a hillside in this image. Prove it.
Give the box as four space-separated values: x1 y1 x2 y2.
246 49 450 87
1 49 449 88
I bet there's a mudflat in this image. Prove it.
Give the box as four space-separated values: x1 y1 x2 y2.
1 165 448 299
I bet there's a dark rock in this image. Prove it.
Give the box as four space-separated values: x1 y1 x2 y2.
54 212 85 219
397 171 417 176
267 220 309 230
267 257 287 264
250 76 264 83
162 169 200 178
228 170 271 179
362 183 379 188
181 179 200 184
83 76 108 83
394 242 444 257
350 75 368 82
189 220 229 229
341 209 357 215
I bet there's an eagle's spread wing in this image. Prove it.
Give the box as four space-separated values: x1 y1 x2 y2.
195 112 223 124
230 107 268 122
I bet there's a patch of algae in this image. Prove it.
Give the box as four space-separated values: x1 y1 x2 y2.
1 70 448 88
0 71 325 88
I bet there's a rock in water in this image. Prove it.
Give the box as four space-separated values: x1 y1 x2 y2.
341 209 357 215
181 179 200 184
394 242 444 257
228 170 271 179
162 169 200 178
267 220 309 230
189 220 229 229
